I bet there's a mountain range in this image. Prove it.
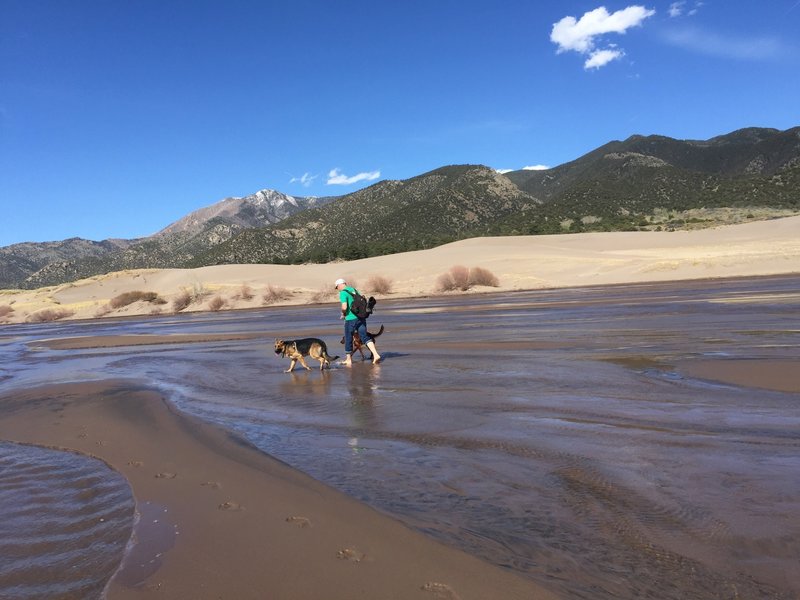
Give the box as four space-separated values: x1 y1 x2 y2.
2 126 798 290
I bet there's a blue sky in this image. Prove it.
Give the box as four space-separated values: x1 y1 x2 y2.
1 1 799 246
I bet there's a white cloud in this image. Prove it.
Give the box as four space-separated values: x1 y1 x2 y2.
495 168 514 174
551 5 655 69
289 172 317 187
661 27 786 60
669 1 703 17
327 168 381 186
584 48 624 69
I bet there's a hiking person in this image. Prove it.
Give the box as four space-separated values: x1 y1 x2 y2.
334 278 381 365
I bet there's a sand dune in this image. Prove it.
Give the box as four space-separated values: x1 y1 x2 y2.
2 216 799 324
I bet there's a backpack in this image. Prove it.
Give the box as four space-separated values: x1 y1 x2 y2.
344 288 375 319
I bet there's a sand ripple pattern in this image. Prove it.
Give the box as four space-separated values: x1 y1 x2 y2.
0 442 135 600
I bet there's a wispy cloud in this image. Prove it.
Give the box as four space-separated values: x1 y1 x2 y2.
551 5 656 70
668 1 703 18
289 172 317 187
327 168 381 186
661 27 787 61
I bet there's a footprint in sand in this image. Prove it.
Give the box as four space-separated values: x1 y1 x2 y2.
127 460 144 468
200 481 221 490
154 472 177 479
421 582 461 599
95 440 107 447
336 547 366 562
77 432 88 439
217 500 243 511
285 516 312 528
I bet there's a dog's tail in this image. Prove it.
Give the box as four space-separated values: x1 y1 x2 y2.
366 324 385 339
321 341 339 362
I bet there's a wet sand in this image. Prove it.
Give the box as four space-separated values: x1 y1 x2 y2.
0 380 555 600
1 274 799 599
680 359 800 393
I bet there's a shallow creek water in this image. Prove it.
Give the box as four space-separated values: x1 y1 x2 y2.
1 275 798 599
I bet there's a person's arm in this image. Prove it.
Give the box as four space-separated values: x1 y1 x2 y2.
340 296 348 319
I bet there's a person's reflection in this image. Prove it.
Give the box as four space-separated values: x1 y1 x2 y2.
347 364 382 431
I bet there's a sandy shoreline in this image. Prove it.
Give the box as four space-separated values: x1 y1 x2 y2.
2 215 799 325
0 380 558 600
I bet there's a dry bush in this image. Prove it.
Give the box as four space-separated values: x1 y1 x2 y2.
449 265 470 291
0 305 14 318
27 308 75 323
172 290 192 312
435 272 456 293
309 287 334 304
109 291 163 309
208 296 225 312
262 285 291 305
95 304 113 318
366 275 393 295
237 284 254 301
469 267 500 287
191 283 210 302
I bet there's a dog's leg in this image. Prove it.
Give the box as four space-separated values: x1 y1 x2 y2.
285 359 297 373
297 356 312 371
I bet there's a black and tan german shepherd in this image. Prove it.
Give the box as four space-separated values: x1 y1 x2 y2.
340 324 385 361
274 338 339 372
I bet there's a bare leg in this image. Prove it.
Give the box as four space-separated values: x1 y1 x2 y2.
366 341 381 364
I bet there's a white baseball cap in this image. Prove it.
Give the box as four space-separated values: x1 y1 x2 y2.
334 278 346 288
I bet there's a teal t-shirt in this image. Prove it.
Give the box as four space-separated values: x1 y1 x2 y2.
339 286 359 321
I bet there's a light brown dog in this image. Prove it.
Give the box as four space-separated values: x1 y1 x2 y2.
340 324 384 361
274 338 339 372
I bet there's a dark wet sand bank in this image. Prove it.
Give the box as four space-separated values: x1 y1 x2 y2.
0 381 552 600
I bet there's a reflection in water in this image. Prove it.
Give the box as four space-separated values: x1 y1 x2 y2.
1 276 799 599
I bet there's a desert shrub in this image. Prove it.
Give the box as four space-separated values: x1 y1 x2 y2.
109 291 163 309
366 275 393 295
95 304 113 318
208 296 225 312
172 290 192 312
263 285 291 305
450 265 471 291
237 284 254 301
435 265 499 292
469 267 499 287
0 305 14 318
435 272 457 293
191 282 210 301
309 287 334 304
27 308 75 323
